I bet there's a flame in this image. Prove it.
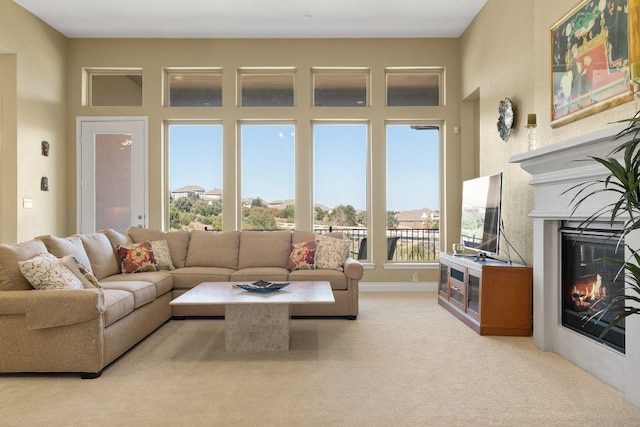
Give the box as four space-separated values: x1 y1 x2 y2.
571 274 606 310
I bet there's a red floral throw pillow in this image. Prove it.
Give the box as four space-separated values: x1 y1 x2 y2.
116 241 158 274
288 240 316 271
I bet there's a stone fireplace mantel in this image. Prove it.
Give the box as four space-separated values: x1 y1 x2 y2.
511 123 640 408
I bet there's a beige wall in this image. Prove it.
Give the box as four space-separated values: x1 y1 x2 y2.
66 38 462 283
461 0 640 265
0 0 68 243
4 0 639 280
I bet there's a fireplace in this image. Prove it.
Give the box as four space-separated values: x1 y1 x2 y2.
560 221 625 353
512 123 640 407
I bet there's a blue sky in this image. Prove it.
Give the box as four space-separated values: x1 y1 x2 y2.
169 123 439 212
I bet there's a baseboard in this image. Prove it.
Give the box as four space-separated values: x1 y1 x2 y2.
360 282 437 292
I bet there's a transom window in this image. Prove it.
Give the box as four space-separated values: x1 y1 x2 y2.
165 69 222 107
386 68 443 106
84 68 143 107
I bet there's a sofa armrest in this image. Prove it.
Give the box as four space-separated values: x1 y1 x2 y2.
343 258 364 280
0 289 105 330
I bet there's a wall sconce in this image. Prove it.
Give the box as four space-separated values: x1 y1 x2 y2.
41 177 49 191
526 113 537 151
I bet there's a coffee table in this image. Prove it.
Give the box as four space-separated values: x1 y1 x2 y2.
170 281 334 351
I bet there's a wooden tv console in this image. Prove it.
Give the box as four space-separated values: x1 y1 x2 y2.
438 252 533 336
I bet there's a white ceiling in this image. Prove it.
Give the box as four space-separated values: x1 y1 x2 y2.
13 0 488 39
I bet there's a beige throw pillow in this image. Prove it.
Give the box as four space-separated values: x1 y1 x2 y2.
315 236 350 271
150 240 175 270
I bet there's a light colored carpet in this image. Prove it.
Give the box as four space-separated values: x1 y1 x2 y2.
2 292 640 426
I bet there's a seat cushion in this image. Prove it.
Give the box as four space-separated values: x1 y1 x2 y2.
100 281 156 309
288 269 348 290
170 267 234 289
231 267 290 283
101 270 173 297
103 289 134 326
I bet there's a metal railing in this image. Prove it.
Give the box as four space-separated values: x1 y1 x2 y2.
315 227 440 262
205 225 440 262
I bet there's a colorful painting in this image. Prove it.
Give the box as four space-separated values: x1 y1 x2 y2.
550 0 637 127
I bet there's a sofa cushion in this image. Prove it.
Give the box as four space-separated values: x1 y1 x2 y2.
18 253 84 290
0 239 49 291
103 289 134 326
37 235 93 275
58 256 101 289
231 267 290 283
185 230 240 269
101 281 156 309
127 227 190 268
237 230 291 269
288 269 348 290
288 240 316 271
315 235 350 271
99 228 132 274
116 242 158 274
171 267 234 289
101 270 173 297
292 230 316 244
77 232 119 280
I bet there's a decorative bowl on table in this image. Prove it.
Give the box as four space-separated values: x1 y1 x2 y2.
235 280 290 293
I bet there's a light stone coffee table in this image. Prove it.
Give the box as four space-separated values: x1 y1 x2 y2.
170 281 334 351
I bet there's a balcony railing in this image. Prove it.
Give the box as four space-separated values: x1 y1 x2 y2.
315 227 440 262
205 226 441 262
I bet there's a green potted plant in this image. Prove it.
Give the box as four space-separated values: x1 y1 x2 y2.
566 110 640 337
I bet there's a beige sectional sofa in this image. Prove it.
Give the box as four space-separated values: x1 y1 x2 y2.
0 228 363 378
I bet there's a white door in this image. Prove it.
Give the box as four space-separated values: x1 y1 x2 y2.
77 117 148 234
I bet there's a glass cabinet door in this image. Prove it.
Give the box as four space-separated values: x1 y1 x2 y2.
467 269 481 320
439 262 449 296
448 265 466 311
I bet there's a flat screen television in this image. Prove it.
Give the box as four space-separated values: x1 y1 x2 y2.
459 172 503 257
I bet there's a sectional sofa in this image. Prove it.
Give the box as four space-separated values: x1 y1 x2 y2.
0 227 363 378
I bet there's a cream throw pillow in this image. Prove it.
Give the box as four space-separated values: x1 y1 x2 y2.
59 255 101 289
150 240 175 270
315 236 350 271
19 253 84 290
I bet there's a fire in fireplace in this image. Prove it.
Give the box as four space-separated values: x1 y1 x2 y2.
560 221 625 353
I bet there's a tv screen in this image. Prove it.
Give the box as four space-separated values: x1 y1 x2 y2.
459 173 503 256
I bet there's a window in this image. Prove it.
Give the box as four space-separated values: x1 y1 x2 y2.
386 68 442 106
313 69 368 106
313 123 368 257
165 69 222 107
168 124 223 231
386 124 440 261
241 123 295 229
239 69 295 107
85 68 143 107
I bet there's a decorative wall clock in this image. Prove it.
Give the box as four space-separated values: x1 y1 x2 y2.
497 98 515 142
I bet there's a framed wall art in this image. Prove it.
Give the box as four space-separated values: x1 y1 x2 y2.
550 0 639 128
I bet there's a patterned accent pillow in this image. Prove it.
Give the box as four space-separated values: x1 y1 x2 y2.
18 253 84 290
116 242 158 274
59 255 101 289
315 236 350 271
150 240 175 270
288 240 316 271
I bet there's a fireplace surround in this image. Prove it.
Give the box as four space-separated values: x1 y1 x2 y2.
512 124 640 407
